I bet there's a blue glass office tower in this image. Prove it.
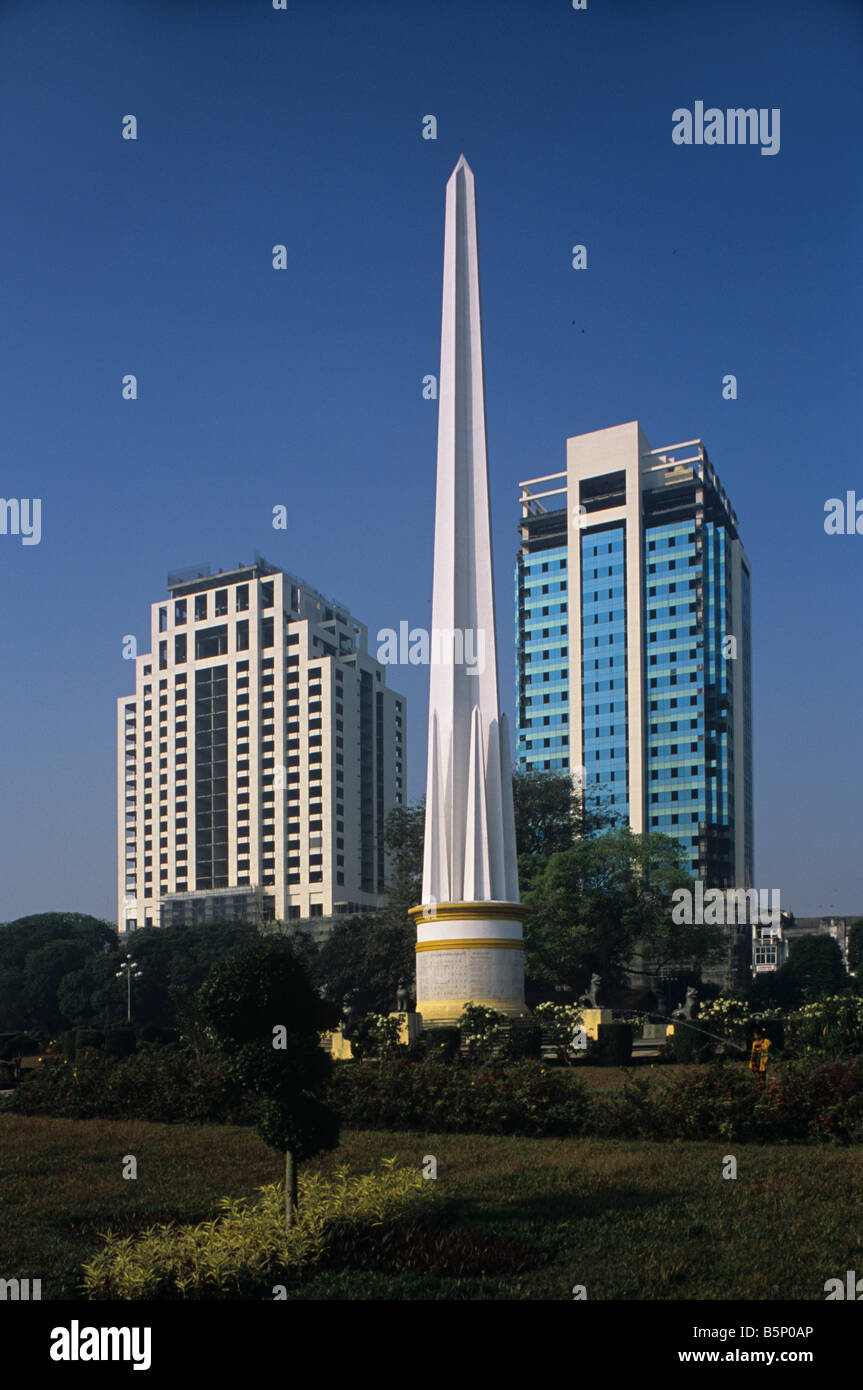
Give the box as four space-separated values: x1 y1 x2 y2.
516 422 753 890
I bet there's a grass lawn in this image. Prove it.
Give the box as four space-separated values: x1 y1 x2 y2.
2 1112 862 1300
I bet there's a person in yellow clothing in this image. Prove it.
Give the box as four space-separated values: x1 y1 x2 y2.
749 1027 771 1083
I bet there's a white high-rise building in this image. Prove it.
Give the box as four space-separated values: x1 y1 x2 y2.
117 559 406 936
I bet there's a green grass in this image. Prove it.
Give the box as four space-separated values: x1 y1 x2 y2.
2 1113 861 1300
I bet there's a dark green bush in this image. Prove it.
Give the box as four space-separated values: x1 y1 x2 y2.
0 1032 40 1061
597 1022 632 1067
75 1028 104 1055
137 1025 180 1047
328 1054 863 1145
329 1057 590 1137
424 1026 460 1062
14 1034 863 1147
61 1030 76 1061
503 1022 542 1062
0 1062 16 1088
9 1046 257 1125
345 1016 377 1061
672 1022 712 1064
594 1058 863 1144
103 1028 136 1060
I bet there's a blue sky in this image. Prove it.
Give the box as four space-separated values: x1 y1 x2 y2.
0 0 860 922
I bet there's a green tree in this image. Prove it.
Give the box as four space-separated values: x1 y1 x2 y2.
620 835 726 984
746 963 802 1012
196 939 340 1227
512 770 579 859
522 827 722 992
0 914 263 1036
785 934 848 998
382 800 425 921
749 934 851 1012
0 914 116 1035
512 769 621 863
108 920 260 1029
0 967 30 1032
0 913 115 971
310 914 415 1014
56 951 126 1031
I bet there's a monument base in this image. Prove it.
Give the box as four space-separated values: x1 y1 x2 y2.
582 1008 613 1040
327 1030 354 1061
409 901 529 1025
418 997 529 1025
641 1022 670 1042
388 1011 424 1044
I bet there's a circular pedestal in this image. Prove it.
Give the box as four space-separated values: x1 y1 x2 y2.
409 901 529 1023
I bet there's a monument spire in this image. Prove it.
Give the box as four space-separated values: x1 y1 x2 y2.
410 157 526 1024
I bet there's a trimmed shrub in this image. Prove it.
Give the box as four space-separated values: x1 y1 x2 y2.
424 1027 460 1062
81 1160 433 1299
61 1031 77 1062
752 1058 863 1142
9 1046 257 1125
137 1025 181 1047
594 1058 863 1144
597 1022 632 1067
672 1022 712 1064
103 1028 136 1061
0 1032 40 1062
75 1029 104 1055
329 1057 590 1137
503 1022 543 1062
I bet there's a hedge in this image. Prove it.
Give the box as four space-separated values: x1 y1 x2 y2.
597 1022 632 1067
328 1057 591 1137
6 1046 257 1125
8 1049 863 1146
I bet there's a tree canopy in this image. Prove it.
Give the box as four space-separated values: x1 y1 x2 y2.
521 826 724 994
196 938 340 1224
0 914 259 1036
747 933 851 1011
512 768 620 861
0 913 116 1034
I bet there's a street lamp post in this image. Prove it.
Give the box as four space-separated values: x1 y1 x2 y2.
115 956 143 1024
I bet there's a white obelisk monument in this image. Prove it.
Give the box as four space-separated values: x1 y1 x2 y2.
409 157 527 1023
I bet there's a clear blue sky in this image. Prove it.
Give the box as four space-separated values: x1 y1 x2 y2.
0 0 860 923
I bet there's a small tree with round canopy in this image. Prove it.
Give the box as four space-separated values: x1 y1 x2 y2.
196 938 340 1227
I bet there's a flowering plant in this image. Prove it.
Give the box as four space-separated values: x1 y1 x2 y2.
457 1003 506 1062
533 1002 585 1065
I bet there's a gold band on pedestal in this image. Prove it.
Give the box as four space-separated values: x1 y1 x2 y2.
416 938 523 952
408 902 527 923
